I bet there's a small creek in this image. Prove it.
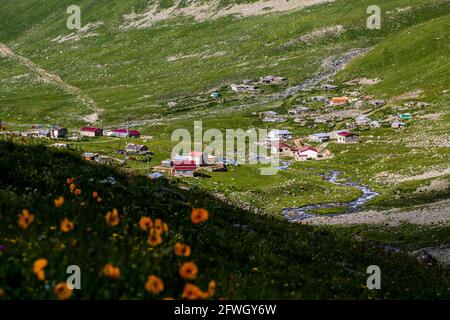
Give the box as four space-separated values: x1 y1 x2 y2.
282 170 379 222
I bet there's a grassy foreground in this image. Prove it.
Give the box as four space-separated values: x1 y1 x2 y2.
0 139 449 299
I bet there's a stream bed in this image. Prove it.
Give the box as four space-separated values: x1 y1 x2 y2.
282 170 379 222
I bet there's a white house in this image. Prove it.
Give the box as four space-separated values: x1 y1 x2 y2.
267 129 292 141
294 146 319 161
308 133 330 143
355 115 371 126
336 131 359 144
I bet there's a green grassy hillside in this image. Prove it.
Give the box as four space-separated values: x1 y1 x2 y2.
0 139 448 299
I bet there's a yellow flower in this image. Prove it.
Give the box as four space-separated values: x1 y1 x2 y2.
147 229 162 246
60 218 74 233
145 275 164 294
191 208 208 224
54 283 73 300
18 209 35 229
179 262 198 280
54 196 65 208
174 243 191 257
139 216 153 231
105 209 120 227
33 258 48 281
102 263 120 280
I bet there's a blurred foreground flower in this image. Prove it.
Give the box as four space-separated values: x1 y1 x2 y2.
145 275 164 294
33 258 48 281
102 263 120 280
191 208 208 224
54 283 73 300
174 243 191 257
105 209 120 227
139 216 153 231
54 196 64 208
179 262 198 280
60 218 74 233
147 229 162 246
18 209 35 229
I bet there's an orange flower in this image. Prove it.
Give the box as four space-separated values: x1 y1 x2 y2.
18 209 35 229
182 284 202 300
139 216 153 231
67 178 74 184
69 183 76 192
147 229 162 246
97 196 102 203
60 218 74 233
154 219 163 233
92 191 98 198
105 209 120 227
144 275 164 294
0 288 4 299
102 263 120 280
179 262 198 280
54 196 65 208
163 223 169 233
54 283 73 300
33 258 48 281
191 208 208 224
74 189 81 196
207 280 216 297
174 243 191 257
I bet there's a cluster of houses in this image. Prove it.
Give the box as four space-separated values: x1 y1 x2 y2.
230 75 287 93
80 127 141 138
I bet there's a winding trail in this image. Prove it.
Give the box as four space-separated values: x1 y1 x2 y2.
0 42 102 123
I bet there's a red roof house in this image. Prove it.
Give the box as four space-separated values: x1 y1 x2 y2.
172 160 197 177
80 127 103 137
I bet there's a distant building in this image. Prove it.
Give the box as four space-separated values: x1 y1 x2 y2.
295 146 319 160
321 84 338 90
271 142 292 154
329 130 349 140
259 75 286 84
330 97 349 106
336 131 359 144
210 92 221 98
81 152 99 161
398 113 412 120
188 151 209 166
80 127 103 137
391 122 406 129
110 129 141 138
172 161 197 177
370 121 382 128
50 127 68 139
355 115 371 126
268 129 292 141
308 133 330 143
230 84 258 92
125 143 149 154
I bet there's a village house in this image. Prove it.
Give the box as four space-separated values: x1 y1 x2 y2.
230 84 259 92
321 84 338 90
260 111 278 117
80 127 103 137
330 97 350 106
125 143 150 154
294 146 319 161
110 129 141 138
355 115 371 126
172 160 197 177
50 127 68 139
263 117 286 123
267 129 292 141
370 100 386 107
329 130 349 140
370 120 382 128
336 131 359 144
210 92 221 98
270 142 292 155
391 121 406 129
398 113 412 120
259 75 286 84
308 133 330 143
81 152 99 161
187 151 210 166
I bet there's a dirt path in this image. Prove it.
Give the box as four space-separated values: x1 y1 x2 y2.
0 42 102 123
300 199 450 226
